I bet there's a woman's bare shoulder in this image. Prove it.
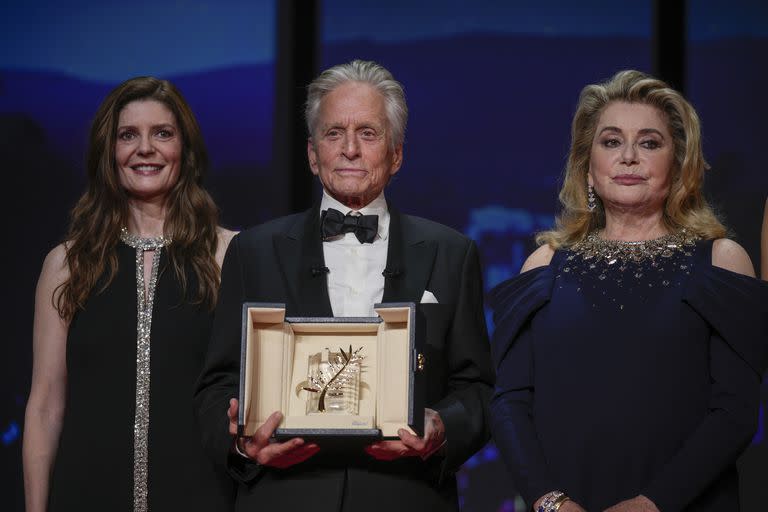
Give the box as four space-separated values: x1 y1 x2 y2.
520 244 555 274
36 243 70 310
217 227 238 245
712 238 755 278
40 244 70 281
215 227 239 268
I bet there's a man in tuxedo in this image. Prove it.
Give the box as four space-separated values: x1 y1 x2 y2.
194 60 493 511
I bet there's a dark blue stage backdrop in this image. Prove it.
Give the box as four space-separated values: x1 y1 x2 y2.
1 1 766 510
686 1 768 506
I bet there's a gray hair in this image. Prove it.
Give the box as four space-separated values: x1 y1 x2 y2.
305 60 408 148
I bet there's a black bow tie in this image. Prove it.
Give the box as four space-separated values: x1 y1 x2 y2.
321 208 379 244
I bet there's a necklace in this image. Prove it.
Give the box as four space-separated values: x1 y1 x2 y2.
571 229 699 265
118 227 171 512
119 227 172 250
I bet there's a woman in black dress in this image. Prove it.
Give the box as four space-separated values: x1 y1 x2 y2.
23 77 236 511
490 71 767 511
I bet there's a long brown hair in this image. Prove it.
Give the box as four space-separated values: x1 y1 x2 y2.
57 76 220 319
538 70 726 249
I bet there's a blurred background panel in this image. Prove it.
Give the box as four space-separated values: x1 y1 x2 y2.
688 0 768 261
686 1 768 507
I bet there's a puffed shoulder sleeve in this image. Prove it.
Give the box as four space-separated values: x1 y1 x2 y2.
682 263 768 377
488 266 557 505
641 264 768 510
489 266 555 369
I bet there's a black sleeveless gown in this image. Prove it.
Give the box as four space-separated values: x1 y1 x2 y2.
49 241 234 511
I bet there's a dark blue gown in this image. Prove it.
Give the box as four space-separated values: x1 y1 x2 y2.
489 238 768 511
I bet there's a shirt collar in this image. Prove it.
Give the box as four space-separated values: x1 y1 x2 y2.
320 190 390 241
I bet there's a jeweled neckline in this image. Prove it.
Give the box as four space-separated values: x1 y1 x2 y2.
119 227 172 250
571 229 699 263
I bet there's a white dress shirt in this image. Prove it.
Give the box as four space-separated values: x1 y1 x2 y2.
320 190 389 317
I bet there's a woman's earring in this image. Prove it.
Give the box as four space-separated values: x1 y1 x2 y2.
587 184 597 212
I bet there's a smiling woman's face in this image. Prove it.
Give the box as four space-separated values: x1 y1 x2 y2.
115 99 182 202
589 101 675 215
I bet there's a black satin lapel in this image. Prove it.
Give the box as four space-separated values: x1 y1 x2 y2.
273 209 333 317
382 209 437 303
272 233 301 312
298 209 333 316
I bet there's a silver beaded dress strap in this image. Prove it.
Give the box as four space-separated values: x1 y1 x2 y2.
119 227 172 512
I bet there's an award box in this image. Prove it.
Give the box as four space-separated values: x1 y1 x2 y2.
237 302 426 445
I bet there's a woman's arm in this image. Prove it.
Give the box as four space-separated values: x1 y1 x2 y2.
640 332 759 509
491 326 588 511
23 245 70 512
491 249 586 510
639 239 760 509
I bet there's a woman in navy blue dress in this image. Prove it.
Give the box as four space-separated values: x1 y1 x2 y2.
490 71 767 512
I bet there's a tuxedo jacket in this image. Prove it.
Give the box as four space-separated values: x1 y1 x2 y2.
194 205 493 512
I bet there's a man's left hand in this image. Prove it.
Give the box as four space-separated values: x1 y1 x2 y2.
365 408 445 461
603 495 659 512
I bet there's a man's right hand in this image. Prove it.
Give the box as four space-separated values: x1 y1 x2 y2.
227 398 320 468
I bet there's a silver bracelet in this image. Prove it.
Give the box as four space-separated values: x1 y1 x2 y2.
233 437 251 460
537 490 568 512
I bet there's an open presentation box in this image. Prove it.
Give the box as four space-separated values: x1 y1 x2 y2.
238 302 425 447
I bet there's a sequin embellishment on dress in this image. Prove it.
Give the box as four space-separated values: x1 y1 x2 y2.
120 228 172 512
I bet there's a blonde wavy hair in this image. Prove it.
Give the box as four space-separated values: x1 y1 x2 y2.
537 70 726 249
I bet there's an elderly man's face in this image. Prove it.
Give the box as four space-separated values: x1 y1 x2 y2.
308 81 403 209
